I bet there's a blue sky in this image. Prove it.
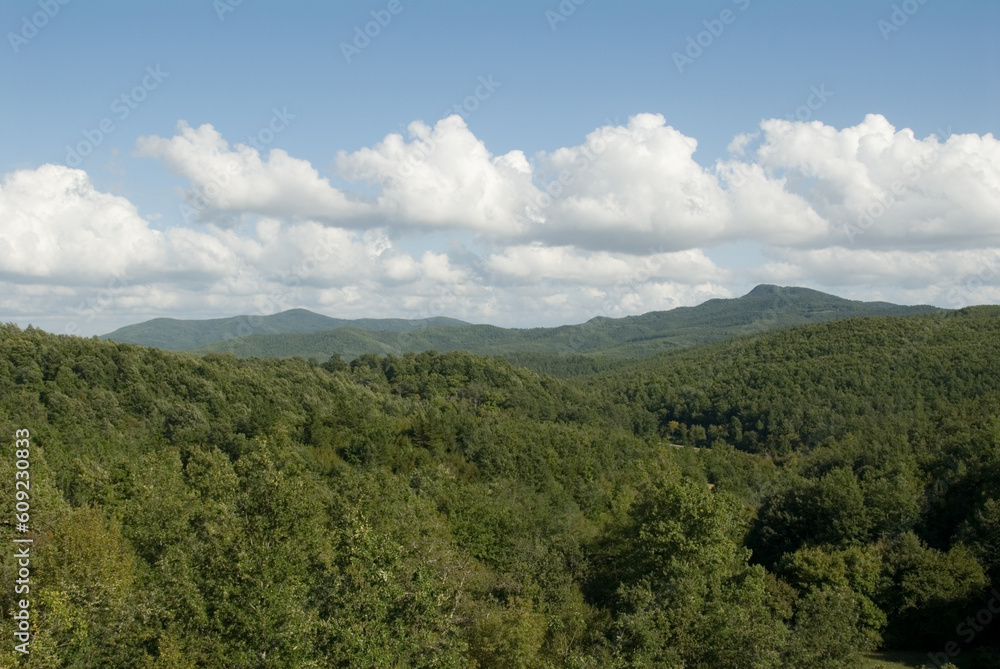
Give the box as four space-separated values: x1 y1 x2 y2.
2 0 999 335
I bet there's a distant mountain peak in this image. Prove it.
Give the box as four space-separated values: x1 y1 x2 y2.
746 284 792 296
102 286 946 358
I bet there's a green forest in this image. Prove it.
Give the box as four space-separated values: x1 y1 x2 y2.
3 306 1000 667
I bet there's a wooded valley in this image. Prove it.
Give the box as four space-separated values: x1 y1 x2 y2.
2 306 1000 667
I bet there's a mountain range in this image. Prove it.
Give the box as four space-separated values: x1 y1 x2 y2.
101 285 945 362
99 311 469 350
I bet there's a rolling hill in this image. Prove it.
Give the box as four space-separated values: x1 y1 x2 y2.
100 308 470 350
180 285 945 362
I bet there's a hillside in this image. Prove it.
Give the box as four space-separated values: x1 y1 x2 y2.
185 285 945 363
3 308 1000 666
100 308 470 350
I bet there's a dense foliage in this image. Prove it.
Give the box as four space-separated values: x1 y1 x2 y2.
2 306 998 667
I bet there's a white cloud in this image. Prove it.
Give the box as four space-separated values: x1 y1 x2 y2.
4 113 1000 335
527 113 734 252
0 164 231 284
716 159 829 246
137 116 540 234
134 113 1000 256
753 114 1000 249
727 132 758 156
753 246 1000 290
135 121 367 223
335 115 539 234
485 244 728 286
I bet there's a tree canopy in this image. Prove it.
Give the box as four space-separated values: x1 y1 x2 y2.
1 308 999 666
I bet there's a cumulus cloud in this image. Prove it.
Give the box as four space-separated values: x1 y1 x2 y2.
4 112 1000 334
133 114 774 250
137 116 540 233
526 113 733 252
335 115 540 234
135 121 367 224
135 113 1000 256
0 164 233 284
752 114 1000 250
715 159 829 246
0 164 486 332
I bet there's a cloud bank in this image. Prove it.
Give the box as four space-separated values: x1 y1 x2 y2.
3 113 999 334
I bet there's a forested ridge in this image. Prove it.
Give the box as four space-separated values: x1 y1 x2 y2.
101 310 471 351
101 285 943 363
2 307 1000 667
